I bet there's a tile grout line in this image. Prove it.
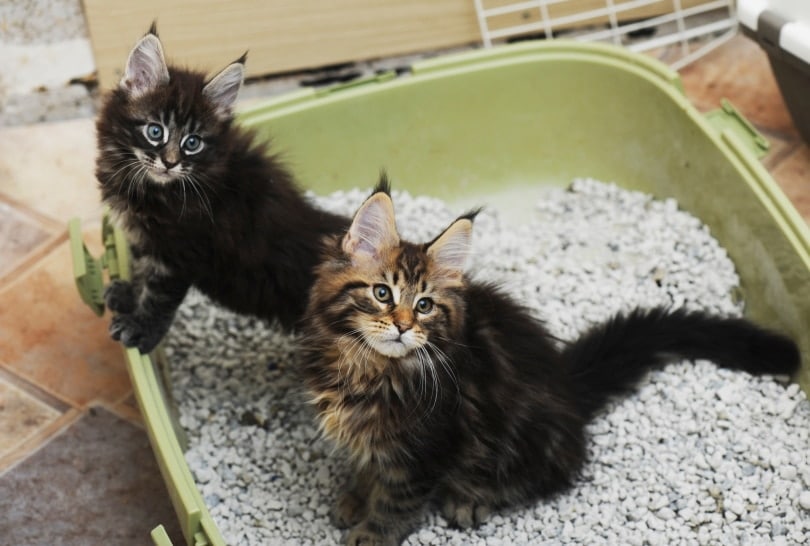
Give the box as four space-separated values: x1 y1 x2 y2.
0 407 84 476
0 378 63 463
0 190 66 232
0 361 73 412
106 387 146 429
0 358 98 415
0 230 70 291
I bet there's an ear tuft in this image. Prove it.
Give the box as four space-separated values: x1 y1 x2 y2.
342 192 399 261
203 62 244 119
121 33 169 96
373 170 392 196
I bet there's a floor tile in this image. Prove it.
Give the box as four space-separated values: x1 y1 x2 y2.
111 392 143 426
771 144 810 224
0 198 57 280
0 378 61 460
0 365 71 412
0 406 184 546
0 117 104 223
0 408 81 473
679 34 798 137
0 235 130 409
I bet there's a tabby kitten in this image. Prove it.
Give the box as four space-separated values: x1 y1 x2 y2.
96 25 348 353
299 178 800 546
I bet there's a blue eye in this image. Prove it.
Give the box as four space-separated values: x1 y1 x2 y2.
181 134 204 155
144 123 164 143
373 284 392 303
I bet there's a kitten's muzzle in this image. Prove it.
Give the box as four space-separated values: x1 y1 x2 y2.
394 321 412 334
161 149 181 169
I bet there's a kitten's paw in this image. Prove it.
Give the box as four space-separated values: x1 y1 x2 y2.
105 280 136 314
331 491 367 529
345 525 395 546
109 314 164 353
441 498 491 529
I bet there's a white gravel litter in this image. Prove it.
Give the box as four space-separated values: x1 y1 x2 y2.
165 179 810 545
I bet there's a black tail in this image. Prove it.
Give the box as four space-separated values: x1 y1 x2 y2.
562 307 800 418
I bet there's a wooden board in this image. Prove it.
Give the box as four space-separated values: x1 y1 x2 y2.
83 0 721 89
83 0 480 89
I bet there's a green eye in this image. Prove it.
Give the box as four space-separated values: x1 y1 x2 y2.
416 297 433 314
182 134 204 154
373 284 392 303
144 123 164 143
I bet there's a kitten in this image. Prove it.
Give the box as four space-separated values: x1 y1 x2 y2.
299 177 800 546
95 24 349 353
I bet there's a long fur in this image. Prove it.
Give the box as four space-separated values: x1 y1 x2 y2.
299 183 800 546
96 27 349 352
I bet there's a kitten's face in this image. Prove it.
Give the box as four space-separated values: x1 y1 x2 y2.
122 101 217 185
343 246 462 359
97 29 244 199
311 190 473 362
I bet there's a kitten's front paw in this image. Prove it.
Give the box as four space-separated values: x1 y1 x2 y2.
105 280 136 314
441 498 491 529
331 491 367 529
109 314 164 353
345 525 395 546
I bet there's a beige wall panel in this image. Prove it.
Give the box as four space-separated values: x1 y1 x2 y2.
84 0 720 88
83 0 480 89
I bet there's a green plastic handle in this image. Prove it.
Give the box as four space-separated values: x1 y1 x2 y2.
68 218 105 316
151 525 174 546
68 211 133 317
69 215 225 546
705 99 770 160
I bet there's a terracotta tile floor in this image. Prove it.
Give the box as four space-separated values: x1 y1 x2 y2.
0 34 808 545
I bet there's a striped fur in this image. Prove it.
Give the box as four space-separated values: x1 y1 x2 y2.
299 182 800 546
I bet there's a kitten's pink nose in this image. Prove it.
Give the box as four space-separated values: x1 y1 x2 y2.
162 149 180 169
395 322 411 334
393 310 414 333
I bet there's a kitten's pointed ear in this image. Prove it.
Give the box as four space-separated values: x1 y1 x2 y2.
203 56 246 119
343 192 399 262
427 216 474 277
121 32 170 96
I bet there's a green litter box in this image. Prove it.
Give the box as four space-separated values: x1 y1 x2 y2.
69 41 810 546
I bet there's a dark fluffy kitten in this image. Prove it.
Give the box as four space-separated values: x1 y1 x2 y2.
299 178 800 546
96 25 348 352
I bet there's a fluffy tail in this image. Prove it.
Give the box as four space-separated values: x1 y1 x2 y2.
562 306 800 418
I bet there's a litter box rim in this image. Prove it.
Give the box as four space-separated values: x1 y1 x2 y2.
69 39 810 546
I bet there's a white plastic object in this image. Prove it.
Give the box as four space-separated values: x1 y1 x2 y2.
472 0 738 70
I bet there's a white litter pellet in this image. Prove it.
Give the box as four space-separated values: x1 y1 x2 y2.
799 492 810 511
165 179 809 545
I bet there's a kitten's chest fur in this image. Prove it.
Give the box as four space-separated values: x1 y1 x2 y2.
113 203 214 274
311 346 427 465
105 143 348 326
